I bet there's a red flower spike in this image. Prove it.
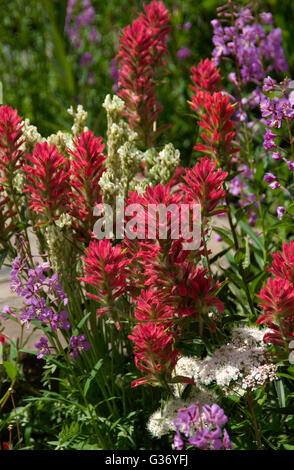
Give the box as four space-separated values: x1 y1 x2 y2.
0 105 24 177
117 1 170 145
269 240 294 283
129 321 179 387
79 239 130 307
68 130 106 241
23 142 70 218
135 287 175 322
0 334 5 344
257 276 294 344
182 157 228 217
190 59 222 93
193 92 238 159
171 264 224 320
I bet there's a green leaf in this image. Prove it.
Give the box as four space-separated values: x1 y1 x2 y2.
238 220 263 253
274 379 286 408
84 359 104 397
213 226 235 248
243 236 251 269
3 361 18 380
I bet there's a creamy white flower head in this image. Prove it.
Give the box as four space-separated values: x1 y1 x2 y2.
13 172 26 192
143 143 180 186
103 94 125 115
55 213 74 229
189 326 274 395
20 118 42 154
46 131 74 153
68 104 88 135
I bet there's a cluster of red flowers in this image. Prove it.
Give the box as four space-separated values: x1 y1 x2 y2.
257 240 294 346
0 106 24 247
68 130 106 241
0 105 24 178
116 0 170 146
80 158 227 387
190 59 238 161
24 141 71 218
0 105 109 243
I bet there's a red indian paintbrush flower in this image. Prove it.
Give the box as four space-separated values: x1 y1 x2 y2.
257 276 294 344
135 287 175 322
193 92 238 159
140 0 170 64
68 130 106 241
79 238 130 303
190 58 221 93
171 264 224 319
269 240 294 283
23 142 70 218
128 321 179 387
0 105 24 178
182 157 228 217
116 1 170 145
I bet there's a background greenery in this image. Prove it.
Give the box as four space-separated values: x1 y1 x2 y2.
1 0 293 165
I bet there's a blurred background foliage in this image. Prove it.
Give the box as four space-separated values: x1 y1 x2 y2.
0 0 293 164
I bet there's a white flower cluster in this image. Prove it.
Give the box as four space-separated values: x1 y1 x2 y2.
242 364 278 390
147 388 217 438
20 118 42 154
101 94 180 204
143 143 180 187
67 104 88 136
183 327 277 396
46 130 74 154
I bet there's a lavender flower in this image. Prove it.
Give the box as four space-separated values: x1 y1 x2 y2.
173 403 231 450
70 334 91 357
177 46 191 61
80 52 93 67
8 257 71 340
277 206 286 220
212 7 288 84
35 337 50 359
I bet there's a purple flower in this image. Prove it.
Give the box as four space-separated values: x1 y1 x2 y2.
177 46 191 61
70 334 91 358
264 172 276 183
173 403 230 451
110 59 119 82
211 7 288 85
263 76 276 92
35 337 50 359
288 161 294 171
277 206 286 220
80 52 93 67
263 129 277 150
203 404 228 427
183 21 192 30
260 12 273 25
88 26 100 44
223 429 231 450
0 305 14 319
272 151 282 160
174 432 184 450
269 181 281 189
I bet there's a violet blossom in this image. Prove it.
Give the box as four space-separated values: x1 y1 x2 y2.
173 403 231 450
